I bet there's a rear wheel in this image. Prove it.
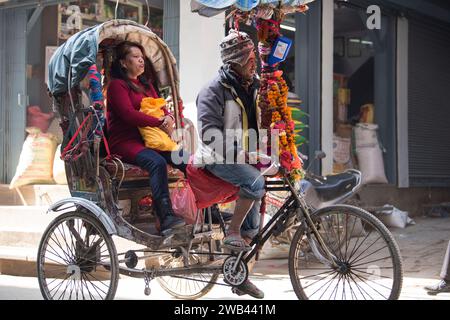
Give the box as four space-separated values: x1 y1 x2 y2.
37 211 119 300
157 242 219 300
289 205 403 300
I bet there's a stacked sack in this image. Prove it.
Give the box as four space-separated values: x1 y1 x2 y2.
9 127 59 189
354 123 388 184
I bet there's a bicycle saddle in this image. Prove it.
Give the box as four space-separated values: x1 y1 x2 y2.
308 171 360 202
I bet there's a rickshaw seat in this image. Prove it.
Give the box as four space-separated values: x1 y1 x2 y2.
103 160 184 184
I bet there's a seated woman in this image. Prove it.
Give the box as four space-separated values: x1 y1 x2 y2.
107 41 189 235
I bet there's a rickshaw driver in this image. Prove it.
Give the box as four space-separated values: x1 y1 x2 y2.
107 41 189 235
194 30 265 299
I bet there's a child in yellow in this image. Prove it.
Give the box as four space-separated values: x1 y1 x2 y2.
139 97 179 152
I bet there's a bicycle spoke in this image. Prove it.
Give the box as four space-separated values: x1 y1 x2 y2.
53 226 76 262
57 273 73 300
300 269 336 280
348 235 383 265
331 273 344 300
48 235 72 264
84 272 111 290
307 271 340 298
348 227 373 262
351 268 393 280
350 269 393 291
319 216 343 261
45 271 69 285
84 273 108 297
350 244 389 266
345 274 358 300
347 272 371 300
81 273 99 300
335 213 344 261
350 271 389 299
351 256 393 268
61 223 77 263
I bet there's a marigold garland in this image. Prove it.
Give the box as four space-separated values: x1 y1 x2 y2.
260 70 304 181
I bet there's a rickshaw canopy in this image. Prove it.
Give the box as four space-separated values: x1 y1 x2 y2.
48 19 179 96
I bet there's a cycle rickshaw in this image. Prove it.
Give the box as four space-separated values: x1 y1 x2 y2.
37 19 403 300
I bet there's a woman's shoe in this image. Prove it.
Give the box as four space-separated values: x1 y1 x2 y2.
154 197 186 234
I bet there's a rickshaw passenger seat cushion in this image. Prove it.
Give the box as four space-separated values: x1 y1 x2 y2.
103 161 184 183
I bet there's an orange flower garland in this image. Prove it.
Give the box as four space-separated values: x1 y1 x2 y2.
262 71 304 181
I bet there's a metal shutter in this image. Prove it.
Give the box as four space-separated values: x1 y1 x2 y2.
0 8 27 183
408 19 450 187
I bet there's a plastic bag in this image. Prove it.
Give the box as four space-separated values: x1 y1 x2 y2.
186 162 239 210
170 179 200 225
378 205 415 229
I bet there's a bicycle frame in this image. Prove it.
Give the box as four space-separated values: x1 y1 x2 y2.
245 173 339 269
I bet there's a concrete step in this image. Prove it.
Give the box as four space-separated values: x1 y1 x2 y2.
0 246 39 277
0 184 71 206
0 206 59 249
0 206 56 229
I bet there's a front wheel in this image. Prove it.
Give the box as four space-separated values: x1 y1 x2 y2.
37 211 119 300
289 205 403 300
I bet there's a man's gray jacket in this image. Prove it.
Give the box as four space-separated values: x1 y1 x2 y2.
193 73 261 166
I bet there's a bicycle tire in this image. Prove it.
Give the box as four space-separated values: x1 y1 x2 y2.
289 205 403 300
37 211 119 300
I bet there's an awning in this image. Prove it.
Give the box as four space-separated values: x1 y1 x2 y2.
191 0 315 12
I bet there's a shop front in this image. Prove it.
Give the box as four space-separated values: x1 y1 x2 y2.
291 0 450 215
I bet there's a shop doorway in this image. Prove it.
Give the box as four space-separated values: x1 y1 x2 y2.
333 0 397 185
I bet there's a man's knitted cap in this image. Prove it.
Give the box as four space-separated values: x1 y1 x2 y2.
220 29 255 67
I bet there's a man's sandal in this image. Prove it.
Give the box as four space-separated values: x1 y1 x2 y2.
222 233 252 252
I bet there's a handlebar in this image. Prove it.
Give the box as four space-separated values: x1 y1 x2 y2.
247 150 328 180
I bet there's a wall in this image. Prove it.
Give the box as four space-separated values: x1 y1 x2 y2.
0 9 5 182
321 0 334 175
358 185 450 218
178 0 224 125
296 1 322 175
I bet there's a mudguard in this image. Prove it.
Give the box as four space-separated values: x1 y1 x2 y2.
47 197 117 235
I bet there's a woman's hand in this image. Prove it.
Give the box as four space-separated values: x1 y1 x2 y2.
160 115 175 137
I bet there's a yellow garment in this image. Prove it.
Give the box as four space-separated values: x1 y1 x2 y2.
139 97 179 152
